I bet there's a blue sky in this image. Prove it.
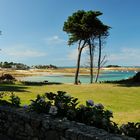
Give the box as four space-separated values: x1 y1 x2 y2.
0 0 140 66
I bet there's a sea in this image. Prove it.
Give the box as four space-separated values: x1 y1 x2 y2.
20 70 138 84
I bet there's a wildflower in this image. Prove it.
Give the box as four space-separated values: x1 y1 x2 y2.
95 103 104 109
49 106 58 115
86 100 94 106
23 105 28 110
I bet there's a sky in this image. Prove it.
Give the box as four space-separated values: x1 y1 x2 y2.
0 0 140 67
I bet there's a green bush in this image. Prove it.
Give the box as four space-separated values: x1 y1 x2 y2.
29 94 51 113
29 91 120 133
0 92 21 107
9 93 21 107
0 92 5 98
120 122 140 140
45 91 79 117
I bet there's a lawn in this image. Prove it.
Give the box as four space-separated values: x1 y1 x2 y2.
0 83 140 124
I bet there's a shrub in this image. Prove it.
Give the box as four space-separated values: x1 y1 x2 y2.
131 72 140 83
9 93 21 107
0 74 15 81
120 122 140 140
76 103 120 133
29 94 51 113
0 92 21 107
0 74 16 84
0 92 5 98
45 91 79 118
29 91 120 133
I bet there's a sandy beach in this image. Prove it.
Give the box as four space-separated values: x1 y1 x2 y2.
0 67 139 79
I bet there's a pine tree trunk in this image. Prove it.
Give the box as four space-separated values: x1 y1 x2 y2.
74 47 82 84
95 35 101 83
89 40 94 83
74 40 86 84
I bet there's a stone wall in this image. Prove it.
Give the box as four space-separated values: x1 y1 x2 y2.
0 106 135 140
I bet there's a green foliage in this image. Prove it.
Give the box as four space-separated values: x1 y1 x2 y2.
131 72 140 83
0 92 5 98
0 61 29 69
0 74 15 81
9 93 21 107
0 92 20 106
29 94 51 113
63 10 110 45
0 99 12 106
29 91 120 133
106 65 121 68
120 122 140 140
0 92 12 106
33 64 57 69
45 91 79 118
76 103 120 133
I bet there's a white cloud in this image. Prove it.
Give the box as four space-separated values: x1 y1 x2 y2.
3 44 47 58
108 47 140 65
67 49 78 60
44 35 66 46
67 47 140 66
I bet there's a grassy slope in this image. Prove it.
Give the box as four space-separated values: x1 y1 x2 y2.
1 83 140 124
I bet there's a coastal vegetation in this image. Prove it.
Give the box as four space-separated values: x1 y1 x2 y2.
33 64 57 69
106 65 121 68
0 61 29 70
0 61 58 70
63 10 110 84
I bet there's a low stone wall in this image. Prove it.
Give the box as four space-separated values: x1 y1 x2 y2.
0 106 135 140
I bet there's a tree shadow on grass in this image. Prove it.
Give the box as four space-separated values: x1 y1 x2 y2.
104 81 140 87
116 82 140 87
0 84 28 92
21 81 62 86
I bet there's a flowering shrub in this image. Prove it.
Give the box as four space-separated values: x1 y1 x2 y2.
86 100 94 106
76 103 120 133
28 91 120 133
29 94 51 113
49 106 58 115
23 104 29 110
27 91 140 138
120 122 140 140
45 91 79 118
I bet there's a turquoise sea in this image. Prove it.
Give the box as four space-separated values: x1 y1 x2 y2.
20 70 137 83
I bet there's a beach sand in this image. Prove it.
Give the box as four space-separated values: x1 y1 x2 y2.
0 67 139 78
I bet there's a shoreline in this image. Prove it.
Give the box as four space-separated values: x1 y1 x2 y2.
0 67 139 78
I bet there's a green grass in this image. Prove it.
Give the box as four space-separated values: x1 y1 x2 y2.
0 83 140 124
